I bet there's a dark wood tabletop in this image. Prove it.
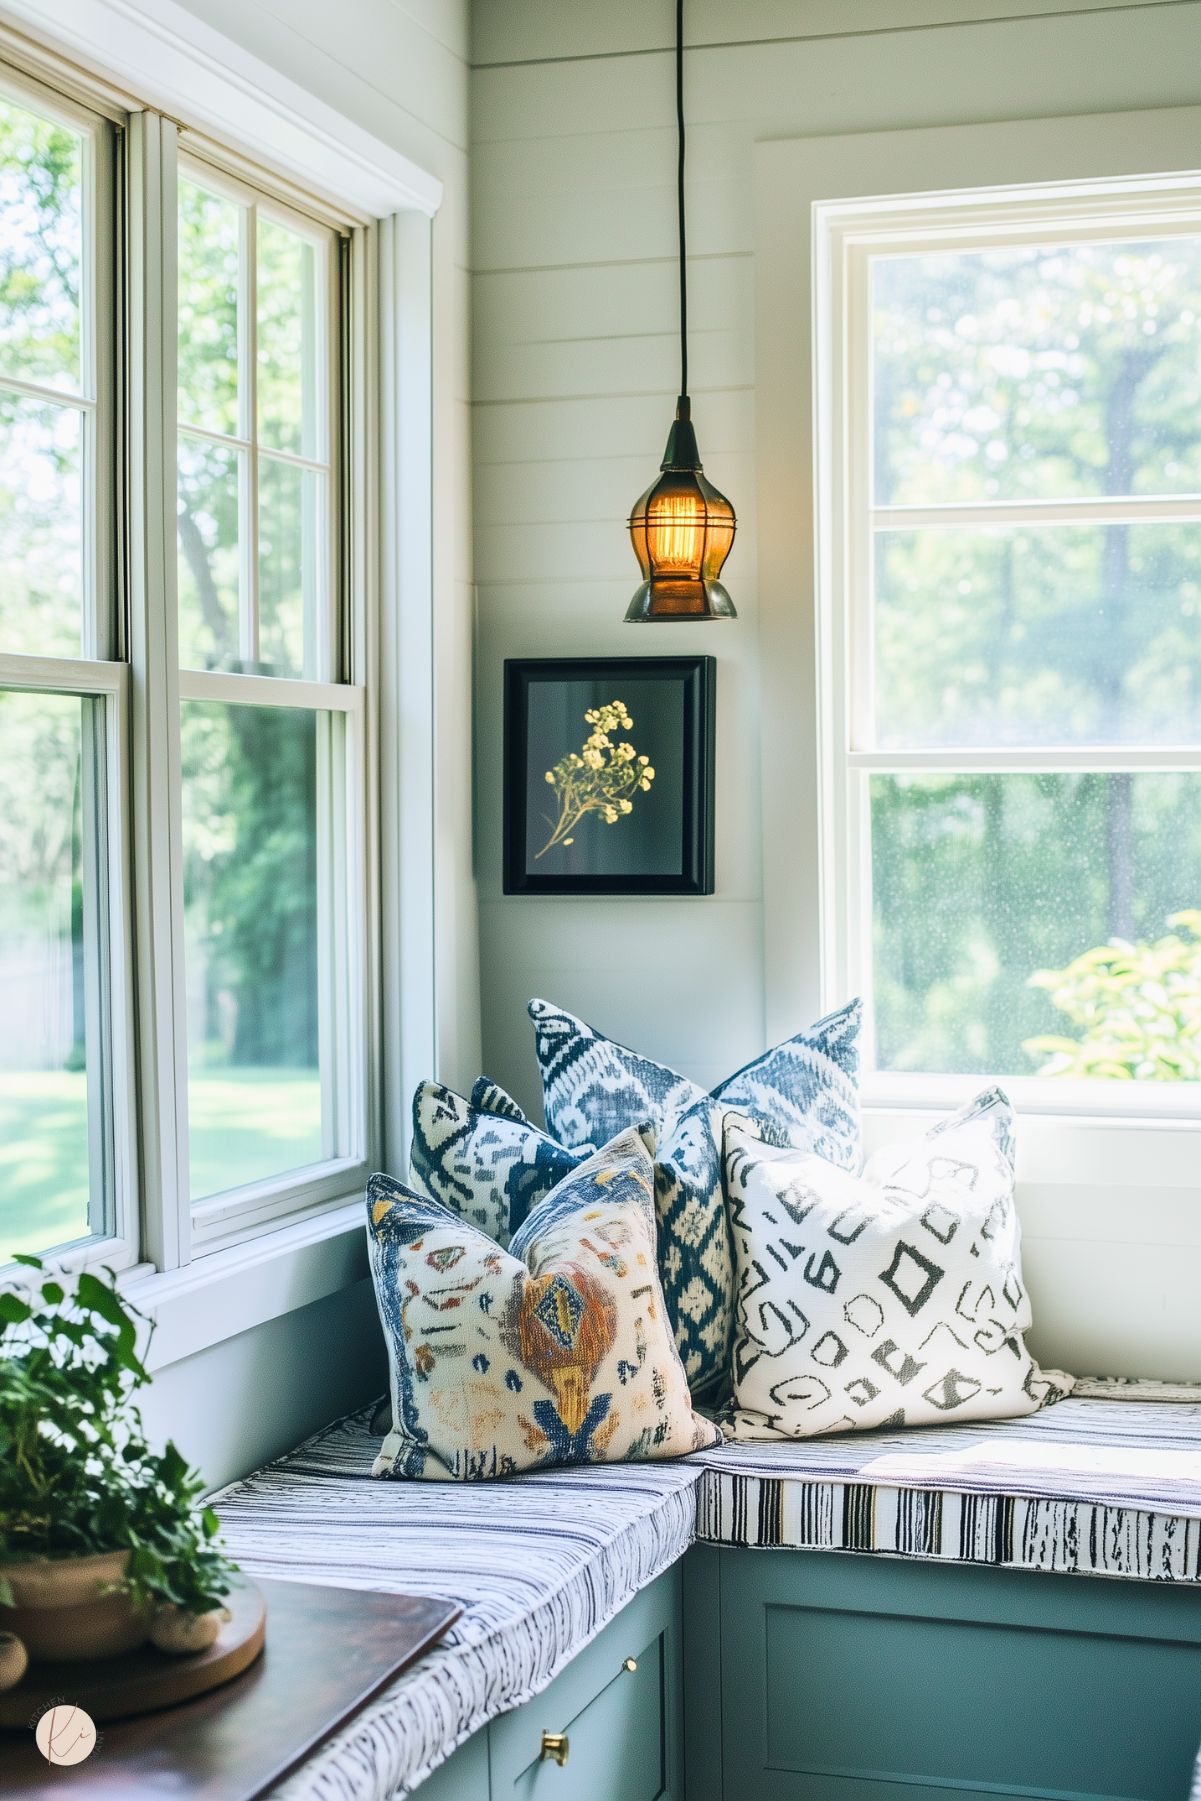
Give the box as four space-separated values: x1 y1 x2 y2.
0 1578 460 1800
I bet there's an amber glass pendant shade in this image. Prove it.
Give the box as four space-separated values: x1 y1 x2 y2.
626 398 736 621
625 0 736 621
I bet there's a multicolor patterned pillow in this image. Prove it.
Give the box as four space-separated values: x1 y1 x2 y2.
368 1128 721 1481
526 998 864 1400
721 1089 1074 1441
471 1077 728 1400
409 1079 583 1245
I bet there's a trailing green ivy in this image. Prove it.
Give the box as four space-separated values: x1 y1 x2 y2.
0 1257 238 1615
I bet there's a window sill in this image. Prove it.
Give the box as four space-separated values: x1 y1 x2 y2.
121 1198 369 1374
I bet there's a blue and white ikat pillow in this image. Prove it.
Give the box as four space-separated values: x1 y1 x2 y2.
368 1127 721 1481
529 996 863 1164
409 1079 585 1245
526 997 864 1401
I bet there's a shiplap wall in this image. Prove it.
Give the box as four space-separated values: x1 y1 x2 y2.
470 0 1201 1378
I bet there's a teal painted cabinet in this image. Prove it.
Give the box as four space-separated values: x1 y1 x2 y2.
414 1563 683 1800
715 1547 1201 1801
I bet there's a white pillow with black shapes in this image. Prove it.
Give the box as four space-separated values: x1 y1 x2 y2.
722 1088 1074 1441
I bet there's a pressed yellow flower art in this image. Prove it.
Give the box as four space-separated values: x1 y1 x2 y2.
536 700 655 860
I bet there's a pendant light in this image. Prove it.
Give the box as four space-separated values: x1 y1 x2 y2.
626 0 736 622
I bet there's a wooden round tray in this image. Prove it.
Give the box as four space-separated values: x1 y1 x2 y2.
0 1582 266 1726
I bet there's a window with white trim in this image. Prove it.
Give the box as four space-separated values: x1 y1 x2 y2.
0 51 375 1272
820 182 1201 1114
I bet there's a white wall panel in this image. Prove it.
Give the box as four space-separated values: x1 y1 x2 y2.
471 0 1167 67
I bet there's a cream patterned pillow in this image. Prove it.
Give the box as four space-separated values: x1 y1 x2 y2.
368 1127 721 1480
722 1089 1073 1440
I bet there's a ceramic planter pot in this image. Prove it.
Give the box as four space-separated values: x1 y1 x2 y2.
150 1603 226 1655
3 1550 152 1661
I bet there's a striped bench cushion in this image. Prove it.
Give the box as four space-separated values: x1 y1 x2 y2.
214 1379 1201 1799
213 1412 703 1801
694 1378 1201 1582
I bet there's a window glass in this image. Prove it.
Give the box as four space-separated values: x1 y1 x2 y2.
872 238 1201 506
0 393 83 656
181 702 327 1200
872 773 1201 1080
257 215 322 460
857 224 1201 1090
0 691 97 1257
0 93 82 392
177 176 239 438
874 522 1201 749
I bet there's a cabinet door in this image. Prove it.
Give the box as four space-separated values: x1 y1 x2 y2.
415 1728 491 1801
719 1546 1201 1801
489 1566 682 1801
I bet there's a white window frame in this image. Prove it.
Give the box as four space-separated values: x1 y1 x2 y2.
0 62 140 1275
754 108 1201 1206
0 2 441 1357
824 180 1201 1126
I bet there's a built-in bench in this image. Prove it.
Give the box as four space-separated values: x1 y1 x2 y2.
214 1380 1201 1801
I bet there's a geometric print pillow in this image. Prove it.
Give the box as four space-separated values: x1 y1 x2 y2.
721 1088 1074 1442
527 997 864 1403
472 1076 730 1405
367 1127 721 1481
410 1079 585 1246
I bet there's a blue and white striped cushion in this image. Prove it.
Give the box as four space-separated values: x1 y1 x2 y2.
213 1412 703 1801
213 1380 1201 1798
693 1379 1201 1581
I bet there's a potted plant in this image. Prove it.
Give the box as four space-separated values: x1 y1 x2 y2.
0 1256 238 1668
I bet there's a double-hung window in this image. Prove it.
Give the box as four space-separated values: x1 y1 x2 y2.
819 178 1201 1117
0 49 374 1275
0 71 130 1265
174 160 366 1249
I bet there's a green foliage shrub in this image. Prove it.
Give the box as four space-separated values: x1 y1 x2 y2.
1024 910 1201 1081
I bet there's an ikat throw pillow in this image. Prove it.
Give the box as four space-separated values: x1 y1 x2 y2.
368 1127 721 1481
410 1079 585 1245
722 1089 1074 1441
527 997 863 1401
530 996 862 1162
469 1077 727 1399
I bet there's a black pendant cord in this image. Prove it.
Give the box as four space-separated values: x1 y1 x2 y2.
676 0 687 405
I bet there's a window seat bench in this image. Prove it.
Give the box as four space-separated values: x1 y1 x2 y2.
214 1379 1201 1801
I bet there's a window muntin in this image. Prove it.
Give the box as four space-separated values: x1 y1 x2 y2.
828 201 1201 1105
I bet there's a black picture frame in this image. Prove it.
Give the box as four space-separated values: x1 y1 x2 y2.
503 656 716 896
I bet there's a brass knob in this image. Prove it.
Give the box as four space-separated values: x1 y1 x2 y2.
622 1657 638 1673
540 1731 569 1767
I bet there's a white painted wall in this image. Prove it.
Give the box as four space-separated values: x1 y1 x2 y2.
113 0 478 1482
470 0 1201 1380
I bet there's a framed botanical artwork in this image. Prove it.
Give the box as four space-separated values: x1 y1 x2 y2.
503 657 716 896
